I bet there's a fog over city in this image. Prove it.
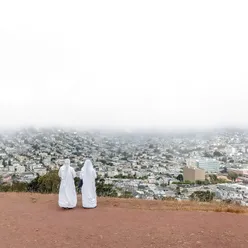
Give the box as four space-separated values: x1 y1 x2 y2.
0 0 247 130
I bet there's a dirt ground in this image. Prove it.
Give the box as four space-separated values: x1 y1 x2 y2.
1 193 248 248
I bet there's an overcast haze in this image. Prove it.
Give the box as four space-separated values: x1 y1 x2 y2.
0 1 247 130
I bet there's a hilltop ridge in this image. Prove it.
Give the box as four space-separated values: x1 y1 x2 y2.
1 193 248 248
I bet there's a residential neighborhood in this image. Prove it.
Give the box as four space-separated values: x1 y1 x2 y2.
1 128 248 204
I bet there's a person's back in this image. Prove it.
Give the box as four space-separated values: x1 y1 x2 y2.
80 159 97 208
58 159 77 209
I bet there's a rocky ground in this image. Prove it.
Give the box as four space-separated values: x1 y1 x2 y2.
1 193 248 248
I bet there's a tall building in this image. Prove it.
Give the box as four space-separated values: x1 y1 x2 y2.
196 158 220 173
183 166 205 182
186 158 198 167
186 157 220 174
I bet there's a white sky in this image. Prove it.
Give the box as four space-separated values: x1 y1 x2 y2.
0 0 247 130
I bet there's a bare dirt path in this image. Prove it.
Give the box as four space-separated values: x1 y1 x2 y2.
1 193 248 248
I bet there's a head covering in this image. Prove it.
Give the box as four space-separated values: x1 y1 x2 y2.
83 159 93 172
81 159 94 180
64 159 70 172
64 159 70 167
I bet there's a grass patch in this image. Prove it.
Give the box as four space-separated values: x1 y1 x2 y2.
1 192 247 214
99 197 248 214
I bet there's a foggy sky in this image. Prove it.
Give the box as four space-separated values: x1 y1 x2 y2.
0 0 247 130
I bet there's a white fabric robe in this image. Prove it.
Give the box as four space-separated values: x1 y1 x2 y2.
80 159 97 208
58 159 77 208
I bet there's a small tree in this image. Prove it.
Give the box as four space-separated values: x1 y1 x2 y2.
228 172 238 182
37 170 60 193
209 174 218 184
96 176 118 197
190 191 215 202
213 151 222 157
27 175 40 192
2 160 7 168
176 186 181 195
176 174 183 182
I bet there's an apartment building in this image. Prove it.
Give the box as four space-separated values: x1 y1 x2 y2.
183 166 205 182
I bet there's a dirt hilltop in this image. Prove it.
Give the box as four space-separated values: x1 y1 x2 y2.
1 193 248 248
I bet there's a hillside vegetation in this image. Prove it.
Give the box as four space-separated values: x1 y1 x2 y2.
1 170 247 213
0 170 125 197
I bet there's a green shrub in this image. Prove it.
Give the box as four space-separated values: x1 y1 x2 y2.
190 190 215 202
0 182 28 192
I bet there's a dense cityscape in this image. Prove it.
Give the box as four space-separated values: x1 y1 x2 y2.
1 128 248 205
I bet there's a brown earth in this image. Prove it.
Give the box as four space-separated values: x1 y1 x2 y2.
1 193 248 248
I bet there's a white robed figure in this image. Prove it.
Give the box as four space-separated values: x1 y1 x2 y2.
80 159 97 208
58 159 77 209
